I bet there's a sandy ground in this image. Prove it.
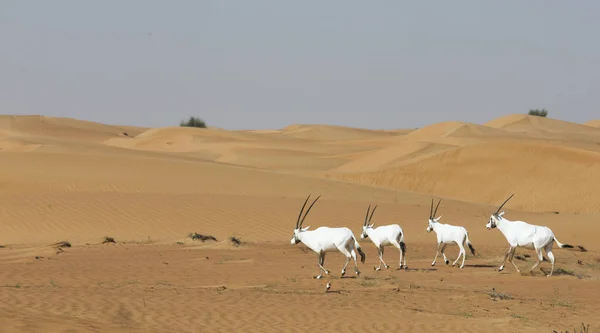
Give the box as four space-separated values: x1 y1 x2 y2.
1 114 599 332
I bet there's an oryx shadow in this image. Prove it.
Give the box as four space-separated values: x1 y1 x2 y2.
463 264 497 268
403 268 438 272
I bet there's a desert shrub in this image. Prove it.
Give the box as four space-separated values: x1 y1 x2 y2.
552 322 590 333
102 236 116 244
528 109 548 117
188 232 217 242
229 236 242 246
179 116 207 128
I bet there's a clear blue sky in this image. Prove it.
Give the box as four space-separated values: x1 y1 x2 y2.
2 1 598 130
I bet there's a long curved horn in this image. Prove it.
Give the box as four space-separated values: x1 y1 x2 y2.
364 205 371 226
433 199 441 218
299 194 322 228
368 204 378 224
495 193 514 215
429 198 434 219
296 194 311 229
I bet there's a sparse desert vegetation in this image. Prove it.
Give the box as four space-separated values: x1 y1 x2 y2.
187 232 217 242
179 116 207 128
528 108 549 117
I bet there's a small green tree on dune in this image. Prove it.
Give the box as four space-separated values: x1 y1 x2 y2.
528 109 548 117
179 116 207 128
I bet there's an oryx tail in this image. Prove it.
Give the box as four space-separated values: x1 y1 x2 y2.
554 237 574 249
352 235 366 263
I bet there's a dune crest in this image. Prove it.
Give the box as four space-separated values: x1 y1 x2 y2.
0 115 146 142
280 123 400 141
584 119 600 128
486 114 600 141
400 121 510 142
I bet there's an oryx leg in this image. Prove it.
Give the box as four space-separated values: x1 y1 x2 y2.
375 246 389 271
528 247 544 275
459 239 468 268
390 239 405 269
431 242 443 266
544 243 556 277
401 243 407 269
441 244 449 265
340 253 351 277
507 247 521 272
350 248 360 276
315 252 329 279
499 246 518 272
452 241 466 268
339 245 360 277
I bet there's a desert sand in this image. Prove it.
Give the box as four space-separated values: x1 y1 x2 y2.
0 114 599 332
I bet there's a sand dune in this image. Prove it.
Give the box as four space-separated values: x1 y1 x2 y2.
486 114 600 142
0 115 146 142
331 140 600 213
584 119 600 128
1 114 599 332
400 120 513 142
334 141 457 173
0 138 42 152
279 123 401 141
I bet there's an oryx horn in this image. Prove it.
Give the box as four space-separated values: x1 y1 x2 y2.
298 194 322 228
432 198 441 219
296 194 312 229
364 204 377 226
429 198 434 219
495 193 514 215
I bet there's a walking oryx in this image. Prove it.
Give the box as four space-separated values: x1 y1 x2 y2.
486 194 574 277
426 198 476 269
290 194 366 279
360 204 407 271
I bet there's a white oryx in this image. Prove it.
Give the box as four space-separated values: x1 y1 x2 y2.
426 198 476 269
360 204 407 271
486 194 574 277
290 194 366 279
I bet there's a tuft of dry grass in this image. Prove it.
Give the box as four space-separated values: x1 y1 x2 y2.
102 236 116 244
552 322 590 333
229 236 242 246
187 232 217 242
52 241 71 255
53 241 71 248
487 288 512 301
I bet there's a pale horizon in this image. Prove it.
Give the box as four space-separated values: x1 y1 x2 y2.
2 1 599 130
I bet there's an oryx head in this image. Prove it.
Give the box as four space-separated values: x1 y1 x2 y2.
486 193 514 230
291 194 321 245
360 204 378 239
427 198 442 233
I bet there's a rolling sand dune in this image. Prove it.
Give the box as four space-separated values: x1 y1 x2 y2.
585 119 600 128
0 115 146 142
331 141 600 213
334 141 458 173
486 114 600 142
400 120 514 142
1 114 599 332
279 124 401 141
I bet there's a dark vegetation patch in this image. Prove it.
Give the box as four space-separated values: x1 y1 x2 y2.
229 236 242 246
102 236 116 244
187 232 217 242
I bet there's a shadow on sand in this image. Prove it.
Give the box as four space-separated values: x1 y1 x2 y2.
464 264 498 268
